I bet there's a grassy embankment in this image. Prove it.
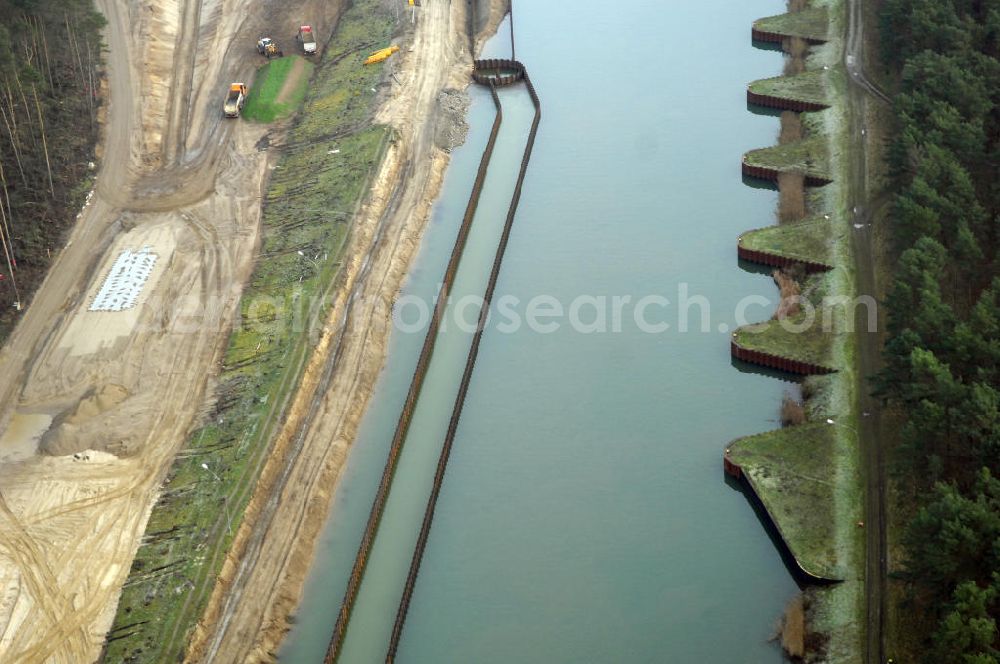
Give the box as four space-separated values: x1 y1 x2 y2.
734 317 834 371
102 2 395 661
744 132 832 182
740 216 831 265
734 213 836 370
242 56 315 122
737 107 836 371
749 69 829 107
754 6 829 42
727 422 842 579
731 0 865 660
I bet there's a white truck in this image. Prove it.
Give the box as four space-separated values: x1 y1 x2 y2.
297 25 317 55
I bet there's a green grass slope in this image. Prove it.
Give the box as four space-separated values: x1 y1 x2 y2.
740 217 832 266
242 56 315 122
754 7 829 42
749 70 829 107
728 422 843 579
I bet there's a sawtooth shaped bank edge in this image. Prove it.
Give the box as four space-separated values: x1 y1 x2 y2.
726 1 849 591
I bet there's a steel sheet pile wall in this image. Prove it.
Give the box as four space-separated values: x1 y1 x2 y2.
741 162 832 187
746 88 829 112
324 83 504 664
731 339 835 376
324 5 545 658
737 229 833 274
472 58 526 87
386 64 541 663
723 5 842 589
751 26 827 45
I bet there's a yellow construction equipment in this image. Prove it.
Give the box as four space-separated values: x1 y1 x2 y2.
223 83 248 118
364 45 399 65
256 37 284 59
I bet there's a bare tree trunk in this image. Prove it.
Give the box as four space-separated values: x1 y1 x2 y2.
12 69 36 148
0 177 15 260
31 85 54 198
1 161 13 230
38 16 54 90
85 41 96 123
0 199 19 305
0 102 27 187
4 82 18 138
0 160 13 237
66 13 88 93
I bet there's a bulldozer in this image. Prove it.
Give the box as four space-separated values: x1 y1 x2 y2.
256 37 283 59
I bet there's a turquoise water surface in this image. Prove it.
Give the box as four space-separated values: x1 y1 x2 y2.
281 2 797 661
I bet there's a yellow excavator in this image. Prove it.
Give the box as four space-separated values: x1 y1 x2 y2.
256 37 284 59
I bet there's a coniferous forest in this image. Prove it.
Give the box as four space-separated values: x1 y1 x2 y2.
879 0 1000 660
0 0 104 340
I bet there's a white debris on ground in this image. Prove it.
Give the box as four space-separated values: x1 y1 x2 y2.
76 187 97 220
89 246 158 312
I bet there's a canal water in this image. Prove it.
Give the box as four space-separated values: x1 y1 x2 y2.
281 1 796 662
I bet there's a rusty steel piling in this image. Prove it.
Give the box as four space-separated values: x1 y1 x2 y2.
386 64 540 663
323 82 504 664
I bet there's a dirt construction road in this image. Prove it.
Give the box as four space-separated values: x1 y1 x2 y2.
844 0 889 662
0 0 340 661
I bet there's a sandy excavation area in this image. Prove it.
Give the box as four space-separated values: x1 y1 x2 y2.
0 0 343 661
